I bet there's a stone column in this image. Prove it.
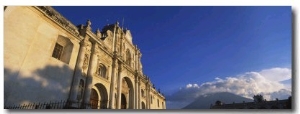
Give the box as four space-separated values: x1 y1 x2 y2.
148 84 151 109
82 42 99 107
109 52 117 109
145 86 148 109
119 36 124 58
146 82 149 109
137 53 140 71
134 46 138 71
147 84 149 109
116 61 122 109
116 36 124 109
134 75 138 109
137 77 141 109
68 38 90 106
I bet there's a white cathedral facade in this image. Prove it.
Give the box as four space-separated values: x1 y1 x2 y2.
4 6 166 109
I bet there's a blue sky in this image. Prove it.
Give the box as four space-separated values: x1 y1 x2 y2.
53 6 291 99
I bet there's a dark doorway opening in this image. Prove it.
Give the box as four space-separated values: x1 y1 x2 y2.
121 94 127 109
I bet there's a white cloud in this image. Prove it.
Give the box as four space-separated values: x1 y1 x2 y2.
259 67 291 82
186 84 193 88
166 67 292 109
186 83 199 88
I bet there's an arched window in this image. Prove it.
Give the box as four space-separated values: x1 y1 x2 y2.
126 49 131 66
77 79 84 101
157 99 159 107
151 95 153 104
97 64 107 79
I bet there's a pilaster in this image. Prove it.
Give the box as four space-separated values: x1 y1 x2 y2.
68 37 90 107
82 42 99 107
108 51 118 109
138 77 141 109
116 61 123 109
134 74 138 109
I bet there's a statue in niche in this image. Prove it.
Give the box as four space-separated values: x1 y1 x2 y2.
95 63 100 75
82 54 89 69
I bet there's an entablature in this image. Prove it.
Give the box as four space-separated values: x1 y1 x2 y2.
34 6 82 41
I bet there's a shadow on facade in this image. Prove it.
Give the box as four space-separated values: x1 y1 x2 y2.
4 64 73 107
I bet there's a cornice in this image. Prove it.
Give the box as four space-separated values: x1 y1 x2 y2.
34 6 83 41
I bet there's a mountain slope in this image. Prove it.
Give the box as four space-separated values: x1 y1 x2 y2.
183 92 253 109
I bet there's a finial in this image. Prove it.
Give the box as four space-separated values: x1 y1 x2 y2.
122 17 124 30
86 19 92 31
86 19 91 26
116 21 119 26
96 28 100 33
96 28 101 37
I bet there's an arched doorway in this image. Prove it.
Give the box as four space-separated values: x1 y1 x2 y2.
121 93 127 109
121 77 134 109
141 102 146 109
90 83 108 109
90 89 98 109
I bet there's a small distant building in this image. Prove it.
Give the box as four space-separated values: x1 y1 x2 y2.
210 95 291 109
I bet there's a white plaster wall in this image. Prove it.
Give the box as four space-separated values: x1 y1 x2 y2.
4 6 80 106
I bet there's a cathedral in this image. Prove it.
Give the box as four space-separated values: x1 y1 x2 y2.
4 6 166 109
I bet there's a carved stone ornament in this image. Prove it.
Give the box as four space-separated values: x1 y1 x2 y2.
95 63 100 75
36 6 79 37
84 41 92 53
94 47 100 54
82 54 89 69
